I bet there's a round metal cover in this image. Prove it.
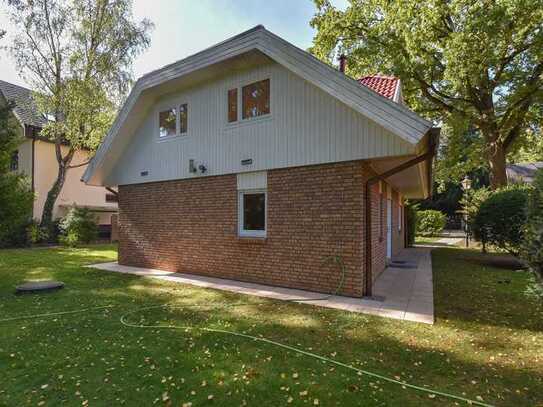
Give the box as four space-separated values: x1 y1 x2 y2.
15 281 65 294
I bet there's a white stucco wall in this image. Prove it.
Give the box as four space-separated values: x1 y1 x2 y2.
33 141 117 224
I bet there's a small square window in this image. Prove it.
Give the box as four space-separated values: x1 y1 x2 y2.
239 191 266 237
242 79 270 119
159 108 176 138
179 103 188 134
228 88 238 123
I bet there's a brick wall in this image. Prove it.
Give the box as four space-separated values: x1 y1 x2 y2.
119 161 372 297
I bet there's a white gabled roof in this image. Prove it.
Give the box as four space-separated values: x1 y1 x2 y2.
83 25 432 184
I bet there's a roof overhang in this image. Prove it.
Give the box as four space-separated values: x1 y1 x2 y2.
367 128 439 199
83 25 433 186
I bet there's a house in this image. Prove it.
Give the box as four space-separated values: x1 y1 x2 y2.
83 26 438 298
506 162 543 184
0 80 118 233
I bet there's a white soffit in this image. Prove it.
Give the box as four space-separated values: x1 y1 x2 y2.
83 25 433 185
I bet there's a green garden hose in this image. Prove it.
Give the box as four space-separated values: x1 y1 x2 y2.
1 257 494 406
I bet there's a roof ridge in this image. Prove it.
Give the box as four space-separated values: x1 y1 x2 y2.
139 25 266 81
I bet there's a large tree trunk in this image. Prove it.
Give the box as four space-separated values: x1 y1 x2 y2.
488 141 508 189
40 146 75 237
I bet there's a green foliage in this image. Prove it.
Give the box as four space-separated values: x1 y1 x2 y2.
521 169 543 277
460 186 492 237
58 206 98 247
25 221 50 245
405 201 418 246
473 186 531 256
0 102 34 247
416 210 446 237
0 174 34 247
311 0 543 188
7 0 153 227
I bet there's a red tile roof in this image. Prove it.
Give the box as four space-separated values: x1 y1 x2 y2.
358 75 400 101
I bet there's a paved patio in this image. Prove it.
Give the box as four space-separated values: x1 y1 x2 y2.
89 247 434 324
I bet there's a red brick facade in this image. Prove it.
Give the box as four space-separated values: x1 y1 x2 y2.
118 160 405 297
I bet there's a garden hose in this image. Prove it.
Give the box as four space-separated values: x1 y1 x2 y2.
1 258 494 406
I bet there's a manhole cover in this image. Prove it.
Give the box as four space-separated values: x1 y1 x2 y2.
15 281 65 294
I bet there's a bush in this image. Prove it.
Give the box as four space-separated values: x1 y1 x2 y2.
460 186 491 233
522 169 543 277
0 174 34 247
416 210 446 236
473 185 530 256
405 201 418 246
58 206 98 247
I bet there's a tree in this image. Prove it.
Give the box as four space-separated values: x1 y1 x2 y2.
0 102 34 247
8 0 152 233
311 0 543 189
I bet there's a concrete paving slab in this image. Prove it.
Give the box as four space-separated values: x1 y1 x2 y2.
89 247 435 324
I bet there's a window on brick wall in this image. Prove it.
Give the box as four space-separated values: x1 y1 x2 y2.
238 190 266 237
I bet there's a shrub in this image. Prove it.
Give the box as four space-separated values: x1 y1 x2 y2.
522 169 543 277
0 174 34 247
405 201 418 246
25 220 50 245
460 187 491 233
473 185 530 256
416 210 446 236
58 206 98 247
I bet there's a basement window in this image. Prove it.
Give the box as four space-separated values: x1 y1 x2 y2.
158 108 177 138
238 190 266 237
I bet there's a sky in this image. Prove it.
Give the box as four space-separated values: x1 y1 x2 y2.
0 0 348 89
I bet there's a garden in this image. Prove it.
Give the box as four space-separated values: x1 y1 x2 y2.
1 243 542 406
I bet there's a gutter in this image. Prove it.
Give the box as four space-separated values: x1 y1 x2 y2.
363 127 439 297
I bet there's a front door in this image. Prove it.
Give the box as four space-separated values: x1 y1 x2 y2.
386 199 392 259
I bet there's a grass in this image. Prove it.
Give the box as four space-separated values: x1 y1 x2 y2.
0 244 542 406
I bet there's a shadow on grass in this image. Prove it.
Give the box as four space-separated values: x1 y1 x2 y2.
1 245 542 406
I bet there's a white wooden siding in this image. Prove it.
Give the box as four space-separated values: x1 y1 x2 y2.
106 62 414 186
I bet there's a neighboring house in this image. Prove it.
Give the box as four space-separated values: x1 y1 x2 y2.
506 162 543 184
83 26 438 298
0 80 118 233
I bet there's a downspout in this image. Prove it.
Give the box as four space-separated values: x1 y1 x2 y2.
363 128 439 298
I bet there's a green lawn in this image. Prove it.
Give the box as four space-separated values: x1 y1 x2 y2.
1 245 542 406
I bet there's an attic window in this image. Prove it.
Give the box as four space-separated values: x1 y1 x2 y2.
242 79 270 119
228 88 238 123
179 103 188 134
159 108 177 138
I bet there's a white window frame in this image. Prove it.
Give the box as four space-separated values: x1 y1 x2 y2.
238 189 267 238
156 100 190 140
226 77 272 126
157 106 178 140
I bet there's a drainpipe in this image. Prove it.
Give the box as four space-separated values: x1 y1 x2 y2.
363 128 439 298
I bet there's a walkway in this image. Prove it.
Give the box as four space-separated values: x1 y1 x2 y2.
89 247 434 324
